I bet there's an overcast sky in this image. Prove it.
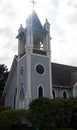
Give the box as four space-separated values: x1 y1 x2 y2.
0 0 77 69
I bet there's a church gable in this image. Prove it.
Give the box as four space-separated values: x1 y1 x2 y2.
3 56 18 96
4 56 17 108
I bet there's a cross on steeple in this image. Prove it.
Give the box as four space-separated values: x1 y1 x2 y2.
31 0 36 10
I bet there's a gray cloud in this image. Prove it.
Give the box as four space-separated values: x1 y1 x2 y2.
68 13 77 25
68 0 77 8
0 1 16 19
51 0 60 7
0 26 14 37
70 56 77 67
0 0 3 5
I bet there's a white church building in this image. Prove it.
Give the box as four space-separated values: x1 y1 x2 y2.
3 10 77 109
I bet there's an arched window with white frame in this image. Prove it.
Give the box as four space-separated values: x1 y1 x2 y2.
19 84 25 109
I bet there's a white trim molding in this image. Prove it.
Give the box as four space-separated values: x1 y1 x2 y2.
37 84 44 98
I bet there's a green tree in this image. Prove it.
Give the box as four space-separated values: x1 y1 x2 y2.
29 97 54 128
29 97 75 129
0 109 30 129
52 98 72 128
0 64 9 96
0 106 10 114
69 97 77 129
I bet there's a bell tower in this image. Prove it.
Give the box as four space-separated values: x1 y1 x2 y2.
16 10 52 109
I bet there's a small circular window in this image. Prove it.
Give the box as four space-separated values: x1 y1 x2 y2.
36 64 44 75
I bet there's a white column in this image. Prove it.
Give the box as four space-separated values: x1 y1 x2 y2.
26 47 32 109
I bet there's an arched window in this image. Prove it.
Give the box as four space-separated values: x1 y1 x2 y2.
63 91 67 99
38 86 43 98
52 90 55 99
19 87 25 101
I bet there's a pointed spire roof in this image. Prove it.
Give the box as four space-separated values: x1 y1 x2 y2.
28 10 45 33
31 11 43 30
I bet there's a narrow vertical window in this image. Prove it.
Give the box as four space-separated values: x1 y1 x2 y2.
63 91 67 99
19 86 25 109
38 86 43 98
19 87 25 101
52 90 55 99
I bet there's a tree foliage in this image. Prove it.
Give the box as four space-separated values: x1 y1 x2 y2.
29 97 52 128
0 106 10 114
0 98 77 129
29 97 77 129
0 109 30 129
0 64 9 96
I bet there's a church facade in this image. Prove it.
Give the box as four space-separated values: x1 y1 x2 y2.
3 11 77 109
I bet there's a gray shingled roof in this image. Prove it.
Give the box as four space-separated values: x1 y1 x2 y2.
52 63 77 86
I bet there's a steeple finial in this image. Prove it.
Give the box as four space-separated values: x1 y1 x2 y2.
31 0 36 10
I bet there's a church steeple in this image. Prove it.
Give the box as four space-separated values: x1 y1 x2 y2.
16 10 52 109
16 10 51 58
26 10 51 57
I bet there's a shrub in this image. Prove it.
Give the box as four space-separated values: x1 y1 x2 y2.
0 109 30 129
29 97 77 129
0 106 10 114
